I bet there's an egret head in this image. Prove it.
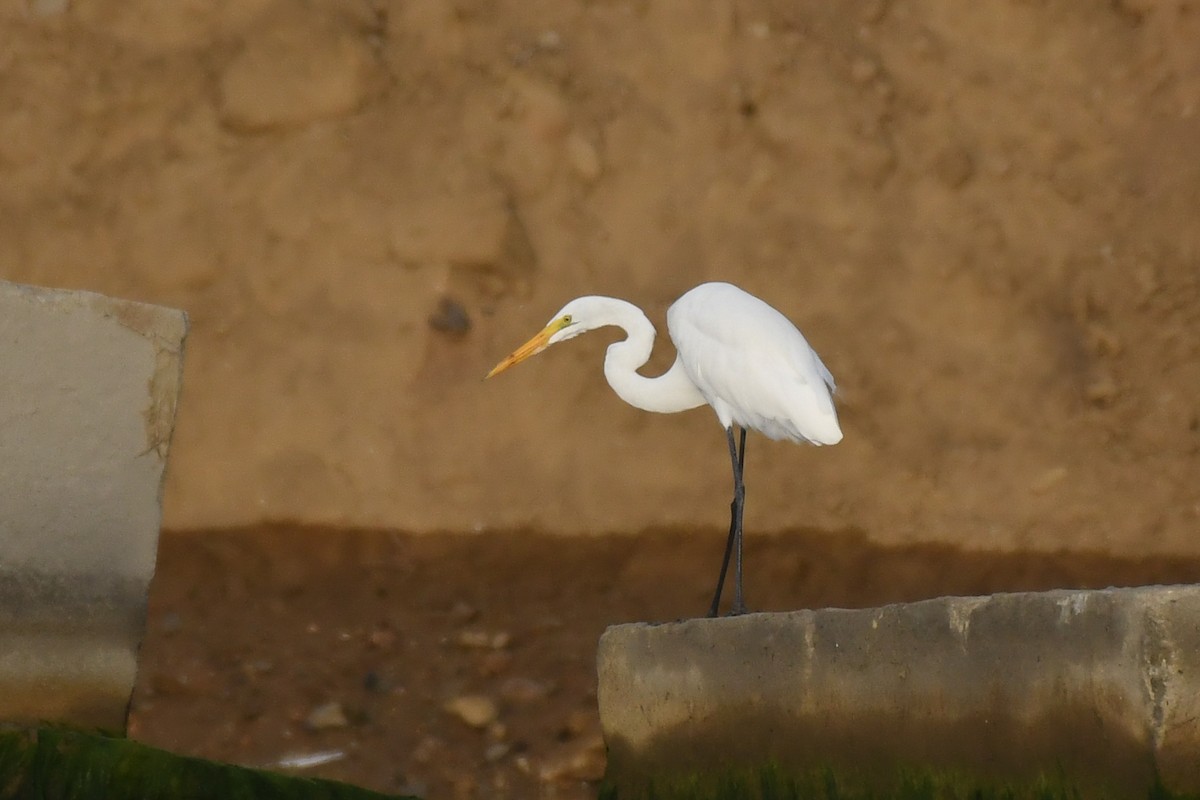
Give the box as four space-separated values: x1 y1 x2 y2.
485 298 601 378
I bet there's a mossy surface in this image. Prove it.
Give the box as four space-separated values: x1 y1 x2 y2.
599 762 1194 800
0 727 415 800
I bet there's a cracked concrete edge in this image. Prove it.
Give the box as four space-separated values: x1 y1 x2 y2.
95 293 188 461
1139 587 1200 786
597 585 1200 796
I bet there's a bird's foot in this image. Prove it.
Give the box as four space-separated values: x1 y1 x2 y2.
727 602 748 617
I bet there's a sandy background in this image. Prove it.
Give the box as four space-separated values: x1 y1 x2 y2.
2 0 1198 555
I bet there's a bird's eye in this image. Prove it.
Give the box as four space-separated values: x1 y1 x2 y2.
562 315 573 325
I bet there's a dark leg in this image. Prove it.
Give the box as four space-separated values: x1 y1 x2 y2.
729 427 748 615
706 426 746 617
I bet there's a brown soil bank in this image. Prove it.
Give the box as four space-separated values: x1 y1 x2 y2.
1 1 1197 555
132 527 1200 799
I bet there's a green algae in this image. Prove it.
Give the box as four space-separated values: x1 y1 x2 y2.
0 727 415 800
599 762 1194 800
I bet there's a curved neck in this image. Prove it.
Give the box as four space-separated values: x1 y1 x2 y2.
596 299 706 414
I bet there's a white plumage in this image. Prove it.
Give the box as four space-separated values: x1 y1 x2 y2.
667 282 841 445
487 281 842 615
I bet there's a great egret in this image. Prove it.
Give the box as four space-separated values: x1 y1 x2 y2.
486 281 842 616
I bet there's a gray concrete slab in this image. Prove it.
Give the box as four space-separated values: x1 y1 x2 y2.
0 280 187 731
598 586 1200 797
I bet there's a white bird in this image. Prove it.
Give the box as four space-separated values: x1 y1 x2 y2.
486 281 842 616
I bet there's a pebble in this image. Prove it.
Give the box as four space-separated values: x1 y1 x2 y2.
566 133 602 183
1030 466 1068 495
428 297 472 337
539 734 606 783
1085 372 1119 407
537 30 563 51
368 627 397 649
477 650 513 677
444 694 498 729
362 671 387 693
450 601 478 623
456 630 492 648
455 630 511 649
275 750 346 770
484 742 510 762
499 676 552 704
562 708 596 738
1086 322 1121 356
150 669 210 697
240 658 275 678
411 736 441 764
508 75 570 143
305 701 349 730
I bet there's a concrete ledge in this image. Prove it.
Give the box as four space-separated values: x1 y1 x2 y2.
0 280 187 730
597 586 1200 798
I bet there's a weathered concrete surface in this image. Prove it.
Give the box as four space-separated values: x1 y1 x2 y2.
0 280 187 730
598 586 1200 797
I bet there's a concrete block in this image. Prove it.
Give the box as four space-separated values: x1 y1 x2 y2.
598 586 1200 797
0 280 187 731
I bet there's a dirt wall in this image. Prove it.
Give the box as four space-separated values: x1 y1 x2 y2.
1 0 1197 555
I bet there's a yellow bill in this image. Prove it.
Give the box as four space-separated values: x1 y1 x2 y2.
486 319 563 379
